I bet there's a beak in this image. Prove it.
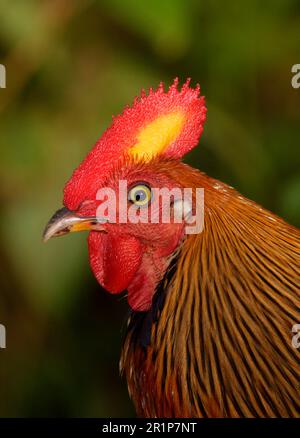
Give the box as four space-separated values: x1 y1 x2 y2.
43 207 105 242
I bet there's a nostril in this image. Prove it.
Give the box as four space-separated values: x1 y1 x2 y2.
75 200 98 217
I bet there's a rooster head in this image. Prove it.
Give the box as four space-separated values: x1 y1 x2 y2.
44 79 206 311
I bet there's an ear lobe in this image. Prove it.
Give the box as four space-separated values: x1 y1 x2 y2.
173 198 193 221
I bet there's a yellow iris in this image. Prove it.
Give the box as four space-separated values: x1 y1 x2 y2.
128 184 152 207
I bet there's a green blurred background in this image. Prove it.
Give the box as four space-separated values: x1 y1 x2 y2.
0 0 299 417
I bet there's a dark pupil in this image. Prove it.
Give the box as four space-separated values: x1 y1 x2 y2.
135 190 146 202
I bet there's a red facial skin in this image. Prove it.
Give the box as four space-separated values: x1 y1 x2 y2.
75 160 187 311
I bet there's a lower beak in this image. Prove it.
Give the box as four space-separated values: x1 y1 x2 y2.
43 207 105 242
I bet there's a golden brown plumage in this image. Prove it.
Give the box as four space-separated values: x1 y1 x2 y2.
121 162 300 417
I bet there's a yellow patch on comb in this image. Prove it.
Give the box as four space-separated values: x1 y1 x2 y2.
129 111 185 160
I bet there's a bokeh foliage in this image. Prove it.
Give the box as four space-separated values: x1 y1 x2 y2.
0 0 299 417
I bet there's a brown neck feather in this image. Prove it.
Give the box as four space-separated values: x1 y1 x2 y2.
121 171 300 417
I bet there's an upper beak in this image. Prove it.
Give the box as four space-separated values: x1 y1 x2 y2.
43 207 105 242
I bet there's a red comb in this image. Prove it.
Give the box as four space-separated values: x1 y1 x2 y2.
63 78 206 210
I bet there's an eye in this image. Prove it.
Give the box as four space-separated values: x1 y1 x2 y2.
128 183 152 206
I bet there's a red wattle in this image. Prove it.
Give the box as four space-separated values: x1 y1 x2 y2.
88 232 143 294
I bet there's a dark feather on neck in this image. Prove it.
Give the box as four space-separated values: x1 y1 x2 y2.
126 254 180 349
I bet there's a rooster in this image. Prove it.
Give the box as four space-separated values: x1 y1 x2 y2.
44 79 300 417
